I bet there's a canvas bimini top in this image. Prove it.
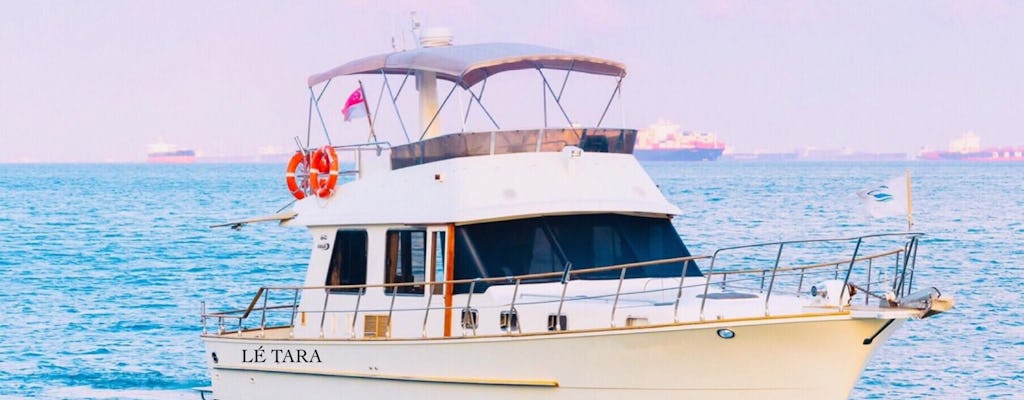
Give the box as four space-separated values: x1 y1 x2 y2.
307 42 627 89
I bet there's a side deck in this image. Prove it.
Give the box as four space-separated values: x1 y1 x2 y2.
202 233 945 341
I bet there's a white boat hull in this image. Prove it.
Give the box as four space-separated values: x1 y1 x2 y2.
203 314 901 399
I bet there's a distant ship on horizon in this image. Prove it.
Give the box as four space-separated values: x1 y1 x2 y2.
147 140 196 164
919 132 1024 162
633 119 725 161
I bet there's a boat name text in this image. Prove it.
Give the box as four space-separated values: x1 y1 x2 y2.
242 346 322 363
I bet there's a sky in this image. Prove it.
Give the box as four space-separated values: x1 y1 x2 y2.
1 0 1022 162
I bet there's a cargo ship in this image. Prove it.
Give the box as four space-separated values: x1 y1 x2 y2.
634 119 725 161
146 140 196 164
919 132 1024 162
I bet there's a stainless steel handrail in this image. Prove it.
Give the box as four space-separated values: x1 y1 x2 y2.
201 233 923 337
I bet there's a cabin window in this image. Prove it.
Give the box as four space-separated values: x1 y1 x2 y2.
326 230 368 292
453 214 701 293
430 231 446 295
385 230 426 295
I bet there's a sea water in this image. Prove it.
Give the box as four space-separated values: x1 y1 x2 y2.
0 162 1020 399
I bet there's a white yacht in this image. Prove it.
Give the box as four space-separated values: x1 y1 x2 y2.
198 34 952 399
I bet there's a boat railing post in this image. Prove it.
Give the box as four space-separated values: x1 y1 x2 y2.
289 288 300 337
673 259 691 323
319 288 330 338
237 317 243 337
797 268 806 297
421 287 434 338
610 266 628 327
350 287 364 339
763 243 785 317
760 270 766 293
508 278 521 335
700 252 720 321
464 280 478 336
839 237 864 311
260 288 270 337
891 251 902 293
908 236 919 295
555 262 573 329
866 258 873 305
386 286 398 339
217 316 224 335
201 301 207 335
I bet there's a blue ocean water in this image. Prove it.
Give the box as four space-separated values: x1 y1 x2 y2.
0 161 1020 399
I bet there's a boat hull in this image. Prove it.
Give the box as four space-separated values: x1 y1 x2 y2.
203 314 900 399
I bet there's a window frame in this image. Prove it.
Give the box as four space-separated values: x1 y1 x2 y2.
325 229 369 293
384 228 428 296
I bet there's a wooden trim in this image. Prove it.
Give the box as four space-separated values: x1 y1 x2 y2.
444 224 455 337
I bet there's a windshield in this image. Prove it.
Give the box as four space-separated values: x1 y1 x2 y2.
453 214 700 293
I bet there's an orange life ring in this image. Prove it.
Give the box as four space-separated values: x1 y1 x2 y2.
285 151 309 200
309 146 339 198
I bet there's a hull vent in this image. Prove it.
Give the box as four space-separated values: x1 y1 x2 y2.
364 315 390 338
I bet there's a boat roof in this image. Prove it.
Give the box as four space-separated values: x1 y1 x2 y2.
307 42 626 89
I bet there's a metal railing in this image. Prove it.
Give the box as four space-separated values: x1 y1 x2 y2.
202 233 923 338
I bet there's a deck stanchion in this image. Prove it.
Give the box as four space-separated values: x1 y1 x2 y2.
508 278 521 335
763 243 785 316
386 286 399 339
320 288 330 338
797 268 806 297
700 252 720 321
610 266 628 327
673 260 691 323
421 286 434 338
260 288 270 337
866 259 873 305
201 301 207 335
464 280 478 336
350 287 364 339
289 288 300 337
839 237 864 311
555 262 573 330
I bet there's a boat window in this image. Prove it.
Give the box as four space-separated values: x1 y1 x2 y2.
326 230 367 292
431 231 446 295
453 214 701 293
390 128 637 169
385 230 426 295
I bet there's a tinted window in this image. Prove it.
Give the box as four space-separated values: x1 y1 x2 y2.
326 230 367 292
454 214 700 293
385 230 426 295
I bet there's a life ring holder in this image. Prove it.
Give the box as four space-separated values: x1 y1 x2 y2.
309 146 340 198
284 150 310 200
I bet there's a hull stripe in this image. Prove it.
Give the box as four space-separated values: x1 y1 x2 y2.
214 364 559 387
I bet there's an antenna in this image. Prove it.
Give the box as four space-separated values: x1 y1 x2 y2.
410 11 422 48
390 16 397 51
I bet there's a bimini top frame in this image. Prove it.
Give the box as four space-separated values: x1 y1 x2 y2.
307 42 626 89
304 42 628 147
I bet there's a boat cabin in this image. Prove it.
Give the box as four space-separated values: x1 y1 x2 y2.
271 39 705 339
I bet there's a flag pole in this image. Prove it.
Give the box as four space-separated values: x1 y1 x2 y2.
358 80 378 145
905 169 913 231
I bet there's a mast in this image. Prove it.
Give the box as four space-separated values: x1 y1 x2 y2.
415 27 452 140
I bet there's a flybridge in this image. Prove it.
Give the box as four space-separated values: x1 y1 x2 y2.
302 42 629 152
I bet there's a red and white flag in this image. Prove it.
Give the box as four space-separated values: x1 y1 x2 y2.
341 87 367 121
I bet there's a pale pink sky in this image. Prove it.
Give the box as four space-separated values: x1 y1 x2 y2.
1 0 1021 162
